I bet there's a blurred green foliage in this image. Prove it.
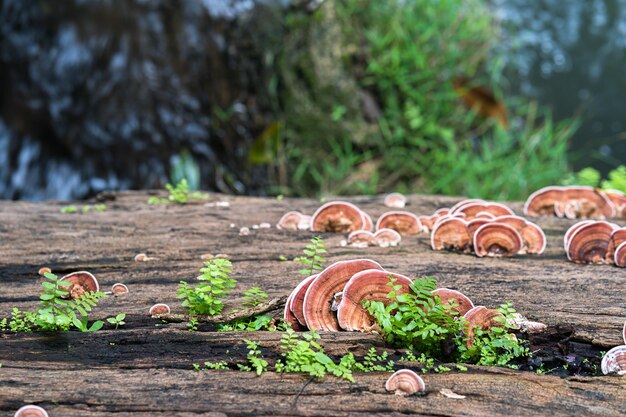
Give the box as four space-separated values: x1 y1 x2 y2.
257 0 578 200
564 165 626 193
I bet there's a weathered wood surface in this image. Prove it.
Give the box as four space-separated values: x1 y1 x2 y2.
1 191 625 416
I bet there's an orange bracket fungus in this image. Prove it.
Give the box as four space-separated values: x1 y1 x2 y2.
288 274 318 328
463 306 505 347
431 288 474 316
466 218 492 238
385 369 426 396
149 303 171 316
473 223 522 257
430 217 472 253
565 221 616 264
373 228 402 247
347 230 376 247
38 267 51 276
607 228 626 263
277 211 311 231
336 269 412 332
525 185 617 219
361 211 374 232
453 201 514 220
60 271 100 299
450 199 485 213
310 201 365 233
601 345 626 375
284 288 307 331
615 241 626 267
384 192 407 208
375 211 422 236
493 216 546 255
14 405 49 417
111 283 129 294
302 259 383 331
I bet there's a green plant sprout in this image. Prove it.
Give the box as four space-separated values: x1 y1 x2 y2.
60 204 106 214
148 179 209 204
295 236 327 276
106 313 126 329
564 165 626 194
242 287 269 307
365 276 529 368
177 259 236 315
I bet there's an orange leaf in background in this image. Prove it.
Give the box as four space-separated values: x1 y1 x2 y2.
453 77 508 128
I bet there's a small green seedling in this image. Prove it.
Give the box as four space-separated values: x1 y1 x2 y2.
106 313 126 329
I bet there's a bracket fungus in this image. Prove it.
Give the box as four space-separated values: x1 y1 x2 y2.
111 283 129 294
60 271 100 299
277 211 311 231
310 201 365 233
347 230 376 247
288 274 318 327
463 306 505 347
614 241 626 267
525 186 617 219
149 303 171 316
565 221 617 264
302 259 383 331
375 211 422 236
385 369 426 396
430 217 472 253
493 216 546 255
361 211 374 232
38 267 51 276
14 405 49 417
466 218 492 238
336 269 412 332
284 289 307 331
607 228 626 263
431 288 474 316
450 199 485 212
601 345 626 375
373 228 402 247
384 192 407 208
473 223 522 257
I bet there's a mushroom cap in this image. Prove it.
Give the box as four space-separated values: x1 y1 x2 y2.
149 303 170 316
14 405 49 417
302 259 384 331
60 271 100 299
284 286 307 331
385 369 426 396
463 306 505 347
474 211 496 219
360 211 374 232
614 241 626 267
455 202 515 220
562 186 616 219
563 220 594 251
601 345 626 375
431 288 474 316
336 269 412 332
375 211 422 236
310 201 365 233
373 228 402 247
606 228 626 263
473 223 523 257
430 217 472 253
418 215 434 232
277 211 306 231
111 283 129 294
605 190 626 218
566 221 616 264
384 192 407 208
553 201 565 218
289 274 318 326
466 218 492 238
623 320 626 345
524 186 565 216
347 230 376 247
494 216 546 255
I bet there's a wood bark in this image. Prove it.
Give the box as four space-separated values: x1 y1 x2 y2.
0 192 625 416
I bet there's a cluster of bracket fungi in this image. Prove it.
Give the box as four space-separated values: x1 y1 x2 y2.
601 321 626 375
428 199 546 257
283 258 543 344
564 220 626 266
524 185 626 219
277 199 425 248
45 270 129 298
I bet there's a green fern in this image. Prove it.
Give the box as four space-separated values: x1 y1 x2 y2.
295 236 327 276
177 259 236 315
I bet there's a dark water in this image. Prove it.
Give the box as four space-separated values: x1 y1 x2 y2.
0 0 624 200
496 0 626 172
